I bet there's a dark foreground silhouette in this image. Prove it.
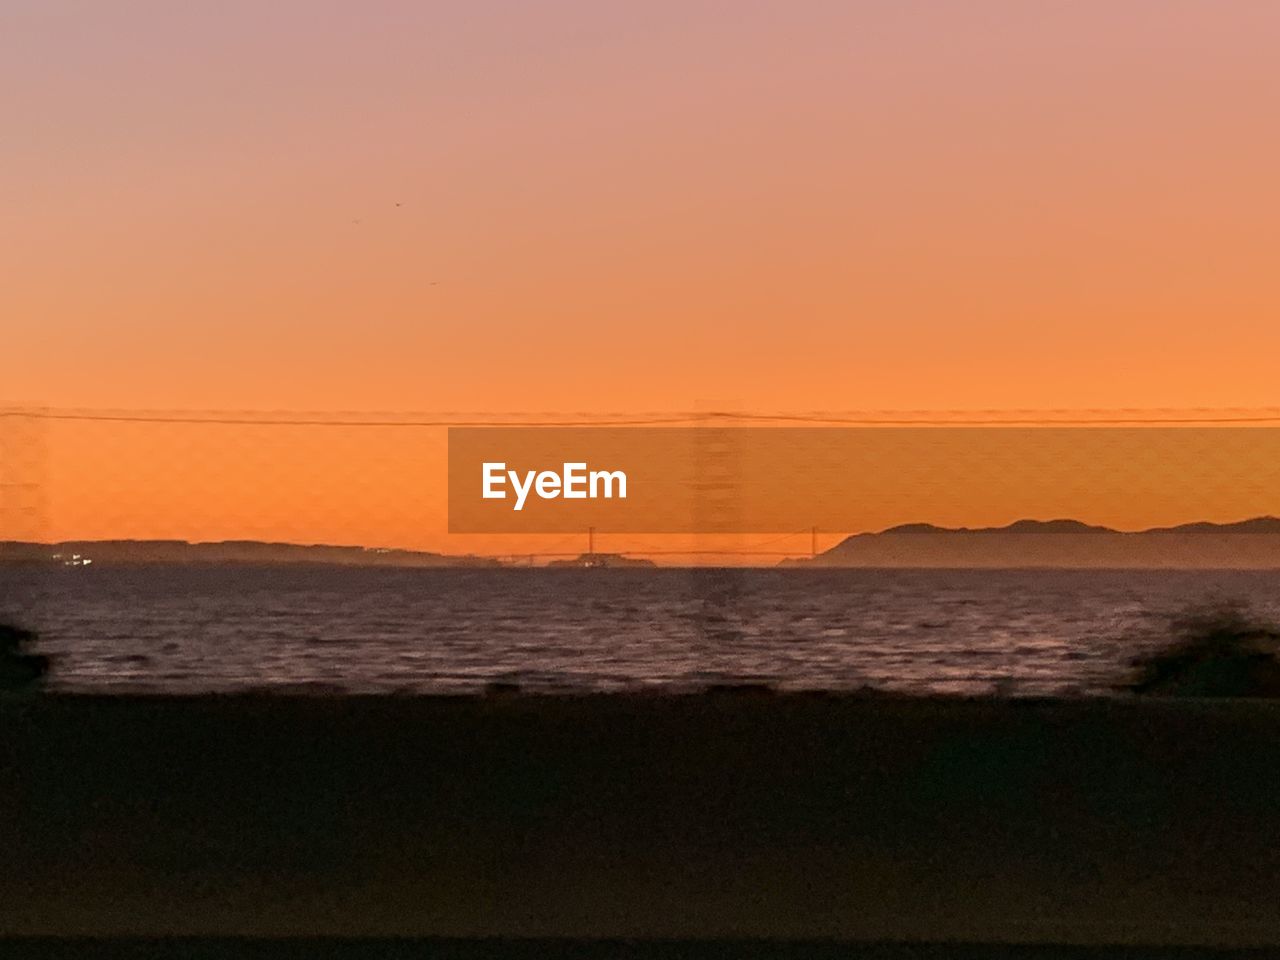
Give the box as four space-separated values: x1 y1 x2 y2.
1120 604 1280 697
0 622 49 691
2 693 1279 949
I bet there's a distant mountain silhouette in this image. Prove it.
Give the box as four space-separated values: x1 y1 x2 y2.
789 517 1280 569
879 523 950 534
998 518 1116 534
0 540 502 568
1146 516 1280 534
882 519 1115 535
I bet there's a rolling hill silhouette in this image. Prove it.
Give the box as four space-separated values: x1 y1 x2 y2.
0 540 501 567
790 517 1280 568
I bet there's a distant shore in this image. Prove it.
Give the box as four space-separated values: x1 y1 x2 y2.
10 519 1280 568
3 692 1279 945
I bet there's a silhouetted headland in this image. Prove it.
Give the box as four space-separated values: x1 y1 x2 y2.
787 516 1280 567
0 539 501 568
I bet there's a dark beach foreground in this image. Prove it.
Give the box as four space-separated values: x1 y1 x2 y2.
2 693 1279 953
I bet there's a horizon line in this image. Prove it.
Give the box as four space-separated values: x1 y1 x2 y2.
8 514 1280 561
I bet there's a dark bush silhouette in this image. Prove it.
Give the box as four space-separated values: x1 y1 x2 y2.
1120 602 1280 697
0 622 50 692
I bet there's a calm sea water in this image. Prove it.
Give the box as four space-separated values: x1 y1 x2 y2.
4 565 1279 696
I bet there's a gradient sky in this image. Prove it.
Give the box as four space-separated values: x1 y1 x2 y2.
4 1 1280 551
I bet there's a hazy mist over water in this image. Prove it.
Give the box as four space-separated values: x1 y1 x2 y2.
5 566 1280 697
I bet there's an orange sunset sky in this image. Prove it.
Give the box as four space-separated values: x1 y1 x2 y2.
3 1 1280 556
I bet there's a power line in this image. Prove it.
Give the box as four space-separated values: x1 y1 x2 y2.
0 410 700 427
6 407 1280 426
705 410 1280 426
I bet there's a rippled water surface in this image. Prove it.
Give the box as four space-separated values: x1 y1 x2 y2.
4 565 1279 695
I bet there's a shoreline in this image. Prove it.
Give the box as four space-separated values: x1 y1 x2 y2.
3 692 1279 944
0 939 1276 959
